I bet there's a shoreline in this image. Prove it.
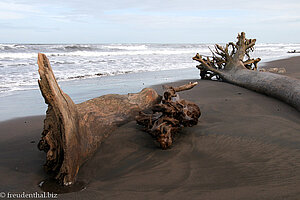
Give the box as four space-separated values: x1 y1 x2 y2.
0 67 199 122
0 56 300 199
1 55 300 122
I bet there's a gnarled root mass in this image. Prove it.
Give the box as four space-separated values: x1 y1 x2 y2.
193 32 261 80
136 82 201 149
192 32 300 112
37 53 160 186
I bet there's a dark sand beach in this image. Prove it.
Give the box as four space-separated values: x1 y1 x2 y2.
263 56 300 80
1 56 300 199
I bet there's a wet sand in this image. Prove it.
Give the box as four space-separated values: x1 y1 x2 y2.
1 56 300 199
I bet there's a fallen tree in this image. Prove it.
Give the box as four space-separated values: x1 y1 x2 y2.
193 32 300 111
136 82 201 149
37 53 160 186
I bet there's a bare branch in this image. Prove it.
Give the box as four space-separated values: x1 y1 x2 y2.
246 39 256 50
172 82 198 92
192 53 220 74
243 58 261 66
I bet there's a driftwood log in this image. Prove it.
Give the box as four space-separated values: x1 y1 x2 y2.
288 50 300 53
136 82 201 149
193 32 300 111
37 53 160 186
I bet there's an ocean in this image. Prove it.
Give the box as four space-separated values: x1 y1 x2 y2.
1 43 300 97
0 43 300 121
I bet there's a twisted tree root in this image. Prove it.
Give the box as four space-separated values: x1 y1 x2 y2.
136 82 201 149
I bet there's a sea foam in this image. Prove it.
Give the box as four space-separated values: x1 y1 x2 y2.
0 43 299 96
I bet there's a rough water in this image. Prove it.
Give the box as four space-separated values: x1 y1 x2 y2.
0 43 300 97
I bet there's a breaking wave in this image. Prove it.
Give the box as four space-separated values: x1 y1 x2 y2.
1 43 300 96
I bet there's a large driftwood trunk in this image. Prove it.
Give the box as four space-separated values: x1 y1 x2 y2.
37 53 160 186
193 32 300 111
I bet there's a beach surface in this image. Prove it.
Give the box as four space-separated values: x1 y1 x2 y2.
1 56 300 199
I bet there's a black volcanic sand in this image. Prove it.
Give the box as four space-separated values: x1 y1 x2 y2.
1 57 300 199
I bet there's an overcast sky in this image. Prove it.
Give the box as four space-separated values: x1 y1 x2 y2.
0 0 299 43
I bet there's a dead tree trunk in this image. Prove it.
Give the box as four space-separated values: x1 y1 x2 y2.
193 32 300 111
136 82 201 149
37 53 160 186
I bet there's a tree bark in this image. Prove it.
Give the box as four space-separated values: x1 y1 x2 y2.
193 32 300 111
37 53 160 186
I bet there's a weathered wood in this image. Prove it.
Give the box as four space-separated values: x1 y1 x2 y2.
136 82 201 149
37 53 160 186
193 32 300 111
